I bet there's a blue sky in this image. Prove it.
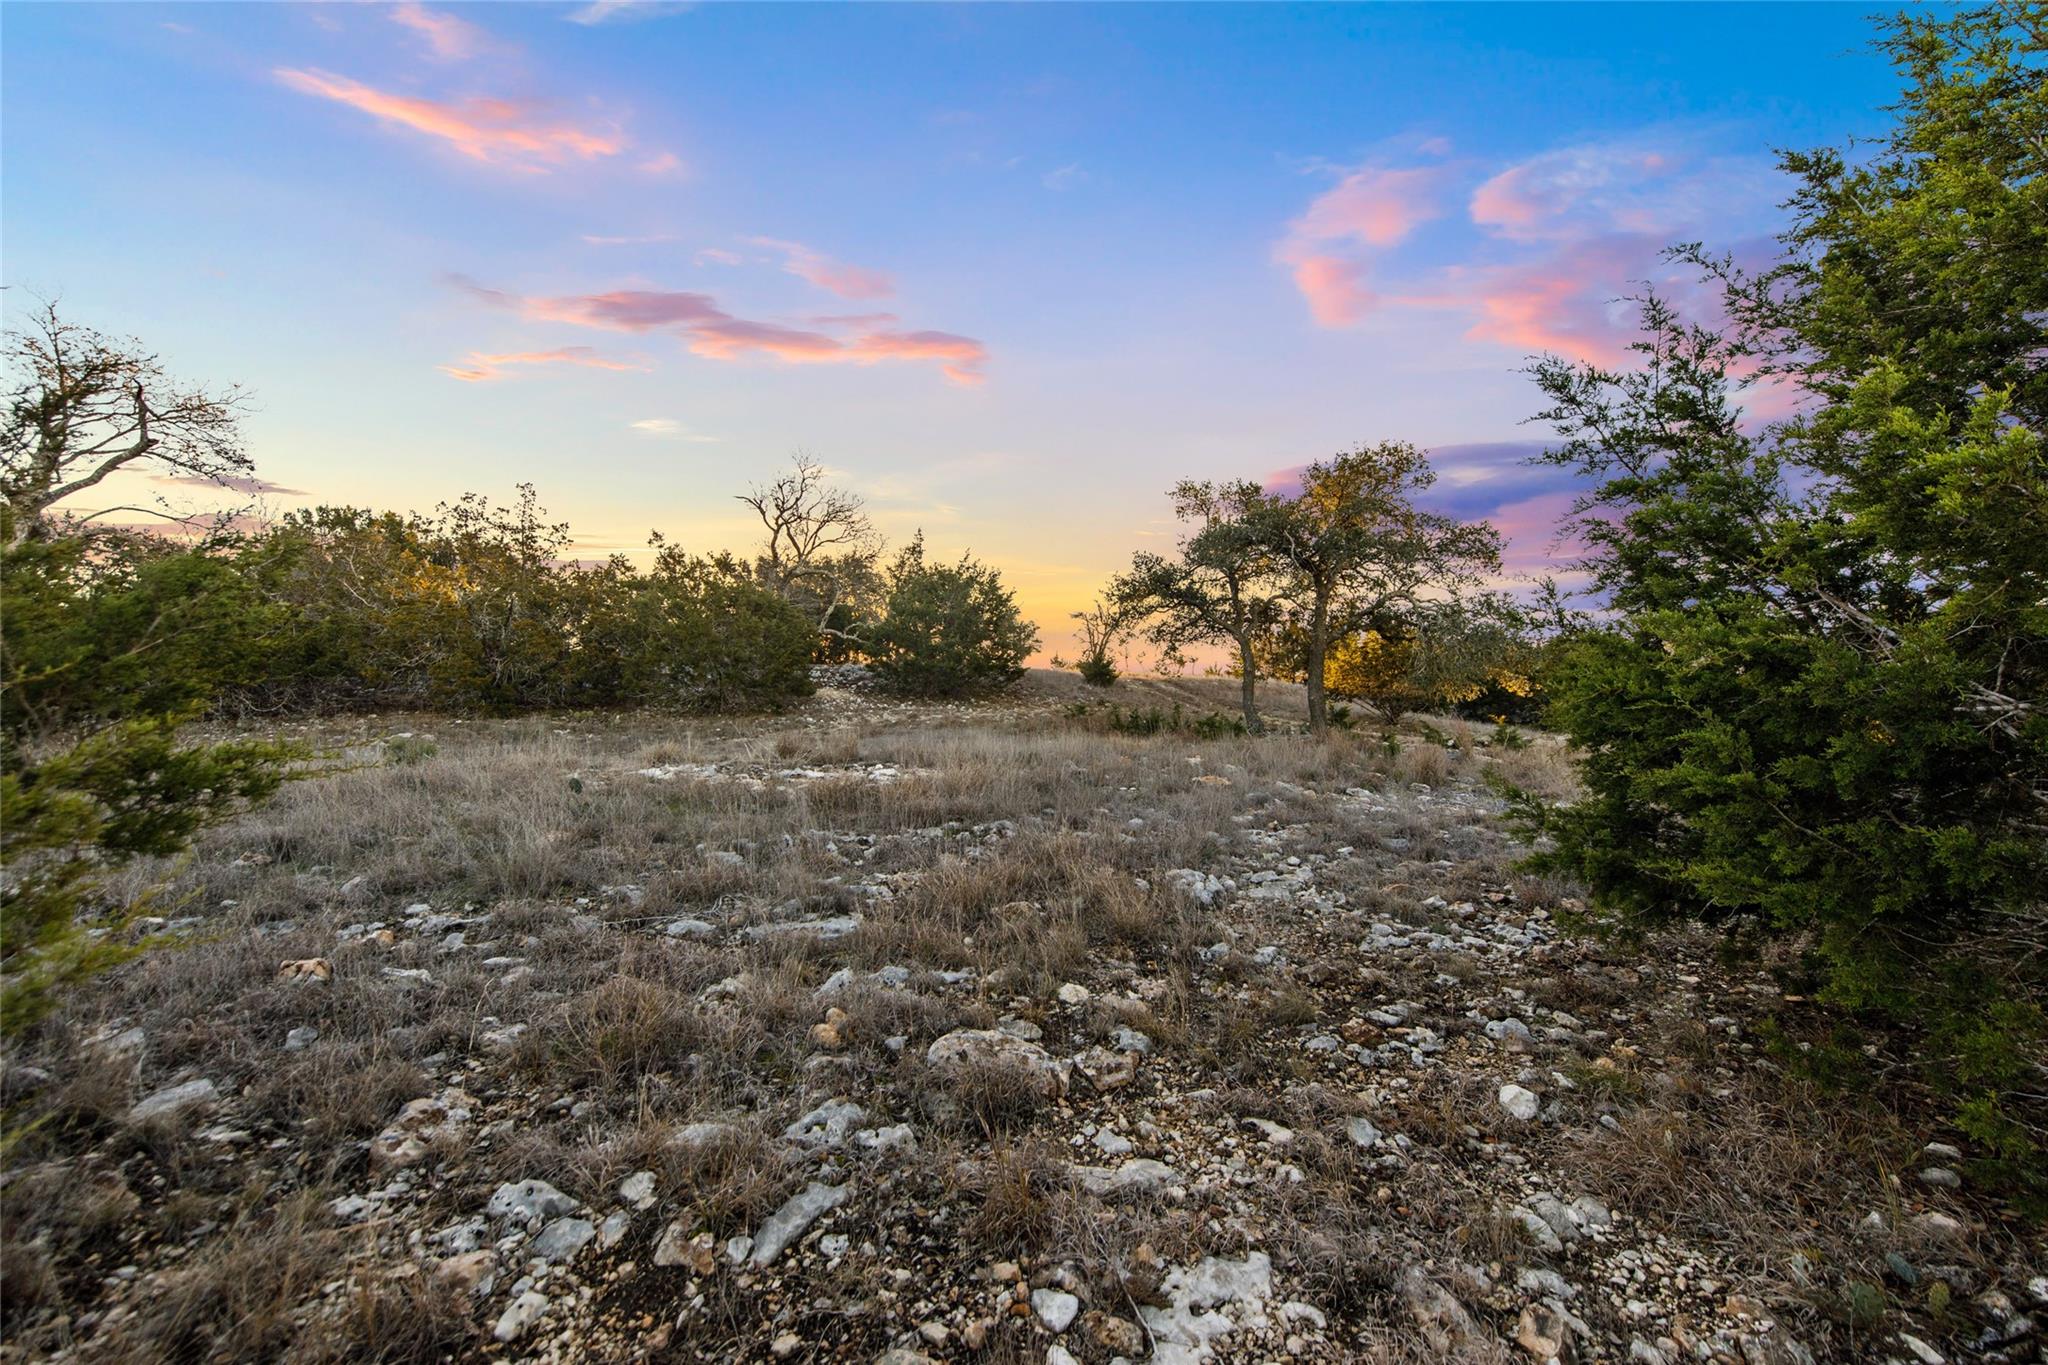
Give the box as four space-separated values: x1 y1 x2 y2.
3 2 1912 646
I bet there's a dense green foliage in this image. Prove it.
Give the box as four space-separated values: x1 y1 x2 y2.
230 490 818 714
865 536 1039 697
1524 5 2046 1172
1 511 300 1032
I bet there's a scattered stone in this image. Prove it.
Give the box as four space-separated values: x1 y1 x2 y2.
1517 1301 1572 1359
1033 1288 1081 1333
277 958 331 984
486 1179 578 1225
529 1216 595 1264
127 1079 219 1125
619 1170 657 1209
492 1290 549 1343
749 1181 850 1267
283 1026 319 1051
927 1029 1066 1095
1498 1083 1542 1122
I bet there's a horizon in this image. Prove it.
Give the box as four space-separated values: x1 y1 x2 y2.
3 1 1909 657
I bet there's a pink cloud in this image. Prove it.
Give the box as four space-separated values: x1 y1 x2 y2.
1275 130 1785 367
275 68 624 171
1289 255 1375 327
452 278 986 385
1274 164 1444 326
745 237 895 300
523 288 726 331
438 347 646 382
637 151 685 177
390 3 486 61
1291 165 1444 249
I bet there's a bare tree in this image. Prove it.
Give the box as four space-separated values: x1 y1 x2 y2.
2 301 252 543
737 453 882 645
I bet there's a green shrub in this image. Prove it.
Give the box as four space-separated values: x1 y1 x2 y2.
1519 4 2045 1182
1076 655 1118 688
1 715 298 1033
866 535 1038 698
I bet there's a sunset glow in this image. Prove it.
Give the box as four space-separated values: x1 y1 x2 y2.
3 2 1895 656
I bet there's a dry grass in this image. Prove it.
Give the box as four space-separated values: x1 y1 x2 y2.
5 682 2027 1364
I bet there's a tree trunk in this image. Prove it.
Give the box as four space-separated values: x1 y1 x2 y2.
1234 635 1264 735
1304 594 1330 737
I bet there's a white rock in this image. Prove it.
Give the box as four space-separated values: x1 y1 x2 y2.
1497 1083 1541 1122
1057 983 1091 1005
1032 1288 1081 1333
926 1029 1066 1094
529 1216 595 1264
492 1290 549 1342
749 1181 850 1267
486 1180 578 1224
619 1170 657 1209
784 1098 867 1148
127 1079 219 1125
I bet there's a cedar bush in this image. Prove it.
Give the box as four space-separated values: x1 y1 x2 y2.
865 535 1038 698
1519 4 2045 1182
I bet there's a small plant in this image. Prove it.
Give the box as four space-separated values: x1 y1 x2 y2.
1076 655 1119 687
1842 1279 1887 1331
383 736 438 766
1489 721 1529 750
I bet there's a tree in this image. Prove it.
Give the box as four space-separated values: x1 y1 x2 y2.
1112 479 1281 732
2 303 252 543
1326 595 1536 728
1067 597 1140 686
866 535 1039 697
1521 3 2045 1175
1251 443 1502 736
738 454 883 650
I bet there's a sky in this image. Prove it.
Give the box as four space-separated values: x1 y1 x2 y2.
3 2 1913 656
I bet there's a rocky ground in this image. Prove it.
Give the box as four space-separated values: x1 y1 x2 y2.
1 671 2042 1364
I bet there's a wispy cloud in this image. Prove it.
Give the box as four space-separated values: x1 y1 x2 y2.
276 68 627 171
153 472 310 497
744 237 895 300
390 2 488 62
583 232 680 246
438 346 646 382
695 247 743 266
1041 163 1087 191
1275 130 1782 365
449 275 988 385
564 0 694 26
629 418 720 442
